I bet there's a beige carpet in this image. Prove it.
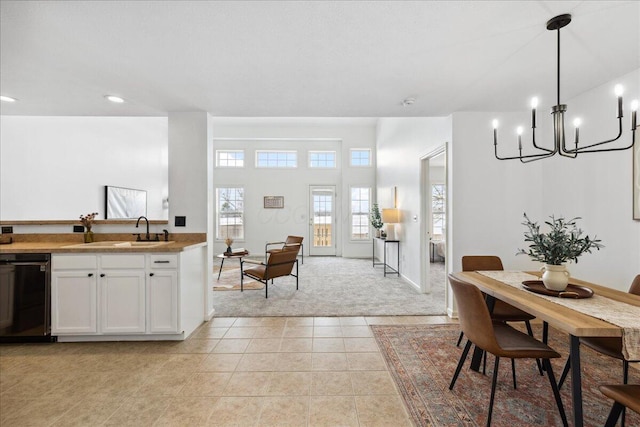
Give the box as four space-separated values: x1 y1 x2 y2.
212 257 447 317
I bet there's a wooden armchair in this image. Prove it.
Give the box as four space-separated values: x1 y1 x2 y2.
241 250 299 298
265 235 304 264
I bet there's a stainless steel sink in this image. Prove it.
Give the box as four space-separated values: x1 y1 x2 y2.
62 241 174 249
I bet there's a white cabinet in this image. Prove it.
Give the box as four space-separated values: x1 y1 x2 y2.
52 254 147 335
148 254 179 333
100 255 146 334
51 255 98 334
51 246 205 341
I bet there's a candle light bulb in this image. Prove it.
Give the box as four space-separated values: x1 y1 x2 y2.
492 119 499 129
530 97 539 109
573 118 581 128
516 126 523 135
632 100 639 111
614 84 624 97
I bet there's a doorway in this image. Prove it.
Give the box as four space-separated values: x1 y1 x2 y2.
420 146 448 297
309 185 336 256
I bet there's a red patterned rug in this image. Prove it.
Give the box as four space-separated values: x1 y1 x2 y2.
371 324 639 427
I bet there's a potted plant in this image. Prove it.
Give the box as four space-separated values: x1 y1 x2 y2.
370 203 384 238
517 213 603 291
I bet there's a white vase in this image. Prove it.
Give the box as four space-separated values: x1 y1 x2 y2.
540 264 570 291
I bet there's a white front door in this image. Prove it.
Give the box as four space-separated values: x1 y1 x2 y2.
309 186 336 256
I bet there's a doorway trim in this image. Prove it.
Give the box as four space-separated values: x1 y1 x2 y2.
309 185 337 256
420 145 448 295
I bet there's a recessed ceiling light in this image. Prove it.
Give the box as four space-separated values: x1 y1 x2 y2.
105 95 125 103
0 95 17 103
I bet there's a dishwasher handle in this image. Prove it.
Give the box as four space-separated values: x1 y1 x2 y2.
0 261 49 267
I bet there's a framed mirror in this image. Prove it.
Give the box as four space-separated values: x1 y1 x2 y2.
105 186 147 219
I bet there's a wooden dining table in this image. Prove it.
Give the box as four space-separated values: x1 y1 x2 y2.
452 270 640 427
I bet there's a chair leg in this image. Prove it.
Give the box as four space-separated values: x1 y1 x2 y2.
483 349 487 375
543 359 568 427
265 281 268 299
456 331 464 347
605 402 625 427
449 340 472 390
487 356 500 427
558 356 571 389
524 320 544 376
511 358 517 389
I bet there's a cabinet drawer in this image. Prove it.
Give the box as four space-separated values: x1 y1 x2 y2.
52 255 97 270
100 254 146 269
149 254 178 269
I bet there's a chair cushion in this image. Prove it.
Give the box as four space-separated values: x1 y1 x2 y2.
492 322 561 359
581 336 624 360
491 300 536 321
244 265 266 280
599 385 640 414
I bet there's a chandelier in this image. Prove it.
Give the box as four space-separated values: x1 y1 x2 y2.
493 14 638 163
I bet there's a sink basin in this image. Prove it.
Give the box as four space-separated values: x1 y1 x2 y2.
62 241 174 249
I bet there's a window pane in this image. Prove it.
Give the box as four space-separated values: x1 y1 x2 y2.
217 187 244 239
431 184 445 238
257 151 297 168
350 149 371 167
309 151 336 168
217 150 244 167
350 187 371 239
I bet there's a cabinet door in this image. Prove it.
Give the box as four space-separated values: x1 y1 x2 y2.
148 270 179 333
100 270 146 334
51 271 98 334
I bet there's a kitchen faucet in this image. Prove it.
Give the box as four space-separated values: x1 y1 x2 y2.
135 216 151 241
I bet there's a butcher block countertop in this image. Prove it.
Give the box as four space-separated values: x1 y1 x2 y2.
0 233 206 254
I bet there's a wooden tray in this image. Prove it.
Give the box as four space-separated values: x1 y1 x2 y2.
522 280 594 299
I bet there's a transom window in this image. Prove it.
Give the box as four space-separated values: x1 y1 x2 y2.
256 151 297 168
216 150 244 167
216 187 244 240
309 151 336 168
350 149 371 166
350 187 371 240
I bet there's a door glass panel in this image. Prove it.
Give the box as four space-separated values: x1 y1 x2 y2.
313 192 332 247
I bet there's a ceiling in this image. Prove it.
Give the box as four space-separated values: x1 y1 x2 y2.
1 1 638 117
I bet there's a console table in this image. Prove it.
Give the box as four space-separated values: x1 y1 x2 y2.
372 237 400 277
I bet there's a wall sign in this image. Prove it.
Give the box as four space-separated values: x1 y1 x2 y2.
264 196 284 209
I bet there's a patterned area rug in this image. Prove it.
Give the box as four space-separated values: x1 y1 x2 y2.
213 265 264 291
372 324 639 427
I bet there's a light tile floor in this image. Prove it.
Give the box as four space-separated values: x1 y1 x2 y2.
0 315 455 426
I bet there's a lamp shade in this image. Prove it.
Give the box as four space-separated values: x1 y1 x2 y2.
381 208 400 224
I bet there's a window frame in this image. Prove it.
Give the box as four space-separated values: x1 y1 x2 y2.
350 149 372 167
216 150 245 168
216 186 245 241
349 186 371 241
255 150 298 168
308 150 337 168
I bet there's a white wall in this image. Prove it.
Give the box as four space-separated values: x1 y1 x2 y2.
450 68 640 293
0 116 168 231
376 117 452 289
211 118 377 258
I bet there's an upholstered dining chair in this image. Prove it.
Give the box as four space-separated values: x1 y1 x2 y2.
599 384 640 427
558 274 640 426
460 255 543 377
265 235 304 264
241 249 299 298
448 274 568 427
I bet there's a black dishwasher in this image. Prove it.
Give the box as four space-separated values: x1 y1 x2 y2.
0 253 55 342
